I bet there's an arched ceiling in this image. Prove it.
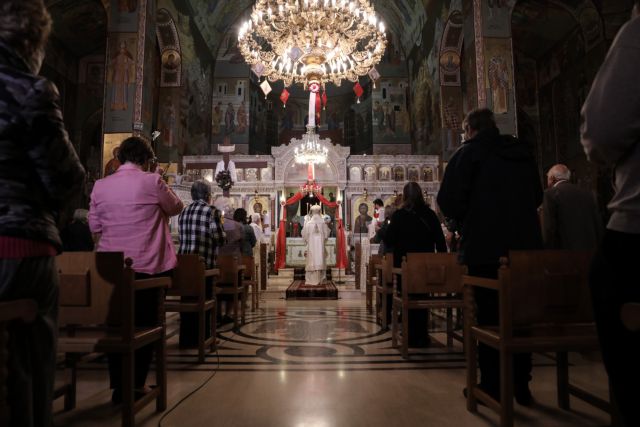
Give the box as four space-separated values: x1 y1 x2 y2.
188 0 425 60
45 0 107 57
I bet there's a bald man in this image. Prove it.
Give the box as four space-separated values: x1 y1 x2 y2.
541 164 602 249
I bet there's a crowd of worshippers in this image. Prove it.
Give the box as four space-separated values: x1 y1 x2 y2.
1 1 639 426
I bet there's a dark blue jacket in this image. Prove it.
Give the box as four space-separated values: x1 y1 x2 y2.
0 43 85 251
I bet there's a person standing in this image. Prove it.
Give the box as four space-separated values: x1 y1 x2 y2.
233 208 256 257
0 2 86 425
438 108 542 405
542 164 602 250
61 209 94 252
385 182 447 345
581 3 640 425
89 136 183 404
177 181 218 347
302 205 331 285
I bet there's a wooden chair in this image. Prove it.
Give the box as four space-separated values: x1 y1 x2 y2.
215 255 246 328
374 255 394 329
241 255 259 312
463 250 607 427
57 252 170 427
391 253 466 358
0 299 37 425
366 254 382 315
166 254 219 363
621 303 640 331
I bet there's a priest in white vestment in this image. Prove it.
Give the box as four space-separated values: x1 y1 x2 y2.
301 205 330 285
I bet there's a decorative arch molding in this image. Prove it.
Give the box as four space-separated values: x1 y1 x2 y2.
156 8 182 87
272 143 350 189
439 10 465 133
509 0 603 52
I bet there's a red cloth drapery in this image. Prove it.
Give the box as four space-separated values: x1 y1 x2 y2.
275 191 348 271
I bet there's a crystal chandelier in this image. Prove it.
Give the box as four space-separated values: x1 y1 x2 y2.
238 0 386 88
293 127 329 165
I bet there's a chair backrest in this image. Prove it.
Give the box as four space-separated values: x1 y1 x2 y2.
503 250 594 328
57 251 125 326
169 254 206 298
401 253 466 295
368 254 383 282
217 255 240 285
241 255 255 280
380 254 394 286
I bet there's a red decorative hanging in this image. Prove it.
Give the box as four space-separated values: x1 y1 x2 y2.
315 93 321 122
321 91 327 110
353 82 364 103
280 88 290 108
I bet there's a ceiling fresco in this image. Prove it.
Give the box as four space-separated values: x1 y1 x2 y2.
45 0 107 57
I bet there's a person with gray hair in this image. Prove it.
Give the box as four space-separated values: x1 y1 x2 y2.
0 1 86 426
177 181 218 347
541 164 602 250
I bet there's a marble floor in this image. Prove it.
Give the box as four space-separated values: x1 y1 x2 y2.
53 295 611 427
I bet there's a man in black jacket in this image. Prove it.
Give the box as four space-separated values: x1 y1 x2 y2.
437 109 543 405
542 164 602 250
0 1 85 426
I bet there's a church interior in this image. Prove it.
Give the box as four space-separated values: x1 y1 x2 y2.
1 0 639 426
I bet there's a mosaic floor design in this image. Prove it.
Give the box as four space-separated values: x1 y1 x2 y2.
167 306 470 372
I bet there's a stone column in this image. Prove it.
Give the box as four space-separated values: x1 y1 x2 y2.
466 0 517 135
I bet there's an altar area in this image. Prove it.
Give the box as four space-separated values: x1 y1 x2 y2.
171 141 441 289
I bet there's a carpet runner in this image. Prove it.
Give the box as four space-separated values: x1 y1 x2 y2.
285 280 339 300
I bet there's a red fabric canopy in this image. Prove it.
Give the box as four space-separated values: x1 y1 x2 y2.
275 191 348 271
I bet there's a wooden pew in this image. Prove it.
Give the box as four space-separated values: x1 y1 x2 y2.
463 250 607 427
375 255 394 329
241 255 258 312
391 253 466 358
166 254 218 363
215 255 246 328
0 299 37 425
57 252 170 427
366 254 382 315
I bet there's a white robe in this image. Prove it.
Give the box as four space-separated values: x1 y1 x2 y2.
301 214 330 285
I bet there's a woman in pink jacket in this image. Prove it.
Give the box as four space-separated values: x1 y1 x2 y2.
89 136 183 404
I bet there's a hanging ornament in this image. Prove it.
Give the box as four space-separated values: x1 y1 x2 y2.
260 80 272 99
251 63 265 78
280 88 290 108
353 82 364 104
368 67 381 88
315 93 321 122
321 91 327 111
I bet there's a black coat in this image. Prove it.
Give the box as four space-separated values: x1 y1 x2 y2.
385 205 447 267
542 181 602 250
0 42 85 250
437 127 543 266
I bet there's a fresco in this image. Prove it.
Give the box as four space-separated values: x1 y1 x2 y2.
110 0 138 32
212 78 250 147
372 79 411 145
104 33 137 133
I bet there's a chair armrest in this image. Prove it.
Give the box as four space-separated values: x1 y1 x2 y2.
392 268 402 276
462 275 499 290
237 265 246 272
204 268 220 278
0 299 37 323
133 277 172 291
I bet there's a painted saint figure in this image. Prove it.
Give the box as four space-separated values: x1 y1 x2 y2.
236 101 247 134
110 41 134 111
302 205 330 285
212 102 222 135
224 102 236 135
353 202 373 234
